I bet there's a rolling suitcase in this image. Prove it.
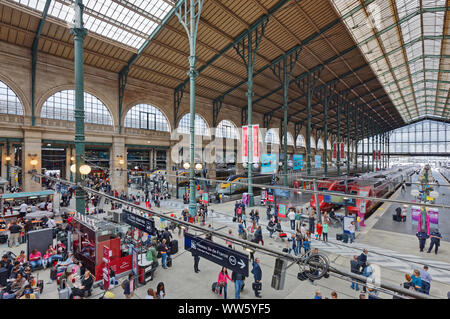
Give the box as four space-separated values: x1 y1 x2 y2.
336 234 343 241
58 287 71 299
0 234 7 244
211 282 219 294
0 268 8 287
167 257 172 268
342 234 349 243
170 240 179 255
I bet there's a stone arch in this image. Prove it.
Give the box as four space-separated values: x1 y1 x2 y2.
0 73 30 117
177 112 211 136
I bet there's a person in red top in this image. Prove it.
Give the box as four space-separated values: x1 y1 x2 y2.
29 249 42 271
217 267 232 299
316 222 323 241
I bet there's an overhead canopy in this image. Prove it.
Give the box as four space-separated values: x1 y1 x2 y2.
331 0 449 123
2 0 437 137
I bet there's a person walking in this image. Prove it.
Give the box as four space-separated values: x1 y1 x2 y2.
267 219 276 238
348 221 356 243
7 220 22 248
427 229 442 254
287 209 296 231
416 231 429 252
193 253 200 273
233 271 245 299
308 211 315 234
322 221 329 242
217 267 232 299
254 226 264 246
251 258 262 298
122 273 136 299
295 209 302 232
419 265 432 295
350 255 361 291
316 222 323 241
286 234 298 256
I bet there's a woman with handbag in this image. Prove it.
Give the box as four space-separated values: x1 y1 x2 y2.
217 267 232 299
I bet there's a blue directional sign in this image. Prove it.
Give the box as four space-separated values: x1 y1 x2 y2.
122 209 156 235
184 233 249 276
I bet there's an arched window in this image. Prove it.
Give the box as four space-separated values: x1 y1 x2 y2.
177 113 210 136
296 135 305 148
0 81 24 115
216 120 238 139
124 104 170 132
317 138 324 150
287 132 294 146
41 90 112 125
265 129 280 144
310 136 316 149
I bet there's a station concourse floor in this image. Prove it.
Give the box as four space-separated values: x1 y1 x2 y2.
2 176 450 299
371 169 450 241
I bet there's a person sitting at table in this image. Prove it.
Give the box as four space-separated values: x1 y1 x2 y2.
56 252 74 273
28 249 42 271
15 250 27 265
38 201 46 210
46 217 56 229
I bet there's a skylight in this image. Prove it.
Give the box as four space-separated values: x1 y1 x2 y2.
12 0 175 49
331 0 449 123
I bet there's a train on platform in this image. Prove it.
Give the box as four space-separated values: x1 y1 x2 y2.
216 173 273 195
310 167 416 216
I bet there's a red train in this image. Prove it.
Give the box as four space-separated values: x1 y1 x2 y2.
310 167 416 215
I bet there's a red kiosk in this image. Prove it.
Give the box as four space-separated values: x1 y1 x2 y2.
72 213 132 282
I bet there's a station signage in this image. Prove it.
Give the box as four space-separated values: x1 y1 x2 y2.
332 143 337 160
184 233 249 276
122 209 156 235
340 142 345 159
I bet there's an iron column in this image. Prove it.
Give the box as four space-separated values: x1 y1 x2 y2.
176 0 205 216
70 0 87 215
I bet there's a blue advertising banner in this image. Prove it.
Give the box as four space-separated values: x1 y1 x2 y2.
293 154 303 171
314 155 322 168
261 154 277 174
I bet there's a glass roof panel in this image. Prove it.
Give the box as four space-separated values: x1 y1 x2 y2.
331 0 448 123
11 0 175 49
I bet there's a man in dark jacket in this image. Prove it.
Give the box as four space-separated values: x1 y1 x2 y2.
416 231 429 252
350 255 361 291
251 258 262 298
357 249 368 270
162 228 172 246
193 253 200 273
427 230 442 254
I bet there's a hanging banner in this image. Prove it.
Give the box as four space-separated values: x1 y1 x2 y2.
293 154 303 171
332 143 337 160
242 126 248 163
340 142 345 159
261 154 277 174
314 155 322 168
378 150 381 160
373 150 376 160
102 246 111 291
252 124 259 163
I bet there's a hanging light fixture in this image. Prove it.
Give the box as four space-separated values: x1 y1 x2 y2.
79 164 92 175
195 163 203 171
70 164 76 173
183 162 190 170
5 155 11 162
30 159 38 166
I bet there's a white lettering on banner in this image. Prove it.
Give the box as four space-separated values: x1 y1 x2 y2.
242 126 248 163
252 125 259 163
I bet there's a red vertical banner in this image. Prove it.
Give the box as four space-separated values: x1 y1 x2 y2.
242 126 248 163
103 246 111 291
252 125 259 163
378 150 381 160
332 143 337 160
373 150 376 160
340 142 345 159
